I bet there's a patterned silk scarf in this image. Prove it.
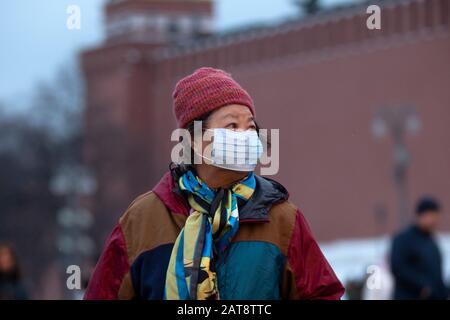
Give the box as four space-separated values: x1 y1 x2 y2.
164 170 256 300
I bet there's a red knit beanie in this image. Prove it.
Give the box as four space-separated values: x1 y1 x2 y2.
173 67 255 128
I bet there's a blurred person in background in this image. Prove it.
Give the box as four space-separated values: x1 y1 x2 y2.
84 67 344 300
0 243 28 300
390 197 448 300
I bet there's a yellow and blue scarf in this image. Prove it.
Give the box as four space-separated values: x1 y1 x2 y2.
164 170 256 300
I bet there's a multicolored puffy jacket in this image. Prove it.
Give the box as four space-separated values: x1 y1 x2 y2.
84 170 344 300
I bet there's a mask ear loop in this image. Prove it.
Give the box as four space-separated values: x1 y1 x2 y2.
193 128 215 165
193 149 214 165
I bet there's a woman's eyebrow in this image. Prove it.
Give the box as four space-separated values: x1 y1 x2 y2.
219 114 254 122
220 114 238 120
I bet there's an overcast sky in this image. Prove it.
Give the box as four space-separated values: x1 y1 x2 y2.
0 0 357 107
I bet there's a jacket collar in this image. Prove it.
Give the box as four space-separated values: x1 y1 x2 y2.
153 171 190 216
152 169 289 223
239 175 289 222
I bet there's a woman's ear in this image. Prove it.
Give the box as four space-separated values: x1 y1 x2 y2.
192 128 214 164
191 141 202 164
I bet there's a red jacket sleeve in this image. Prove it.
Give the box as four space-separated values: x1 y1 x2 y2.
283 210 345 300
84 224 130 300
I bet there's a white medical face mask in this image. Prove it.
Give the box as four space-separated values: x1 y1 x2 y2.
198 128 263 172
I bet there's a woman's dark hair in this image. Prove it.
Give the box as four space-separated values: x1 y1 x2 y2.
176 110 213 172
185 110 214 136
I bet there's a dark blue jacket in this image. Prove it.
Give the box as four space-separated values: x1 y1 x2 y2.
390 225 448 300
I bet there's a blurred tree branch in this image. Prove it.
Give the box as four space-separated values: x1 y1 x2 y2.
0 60 84 298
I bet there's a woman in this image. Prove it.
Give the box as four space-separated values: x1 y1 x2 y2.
0 243 28 300
85 67 344 300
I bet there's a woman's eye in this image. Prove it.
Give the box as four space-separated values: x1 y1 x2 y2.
226 123 237 129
